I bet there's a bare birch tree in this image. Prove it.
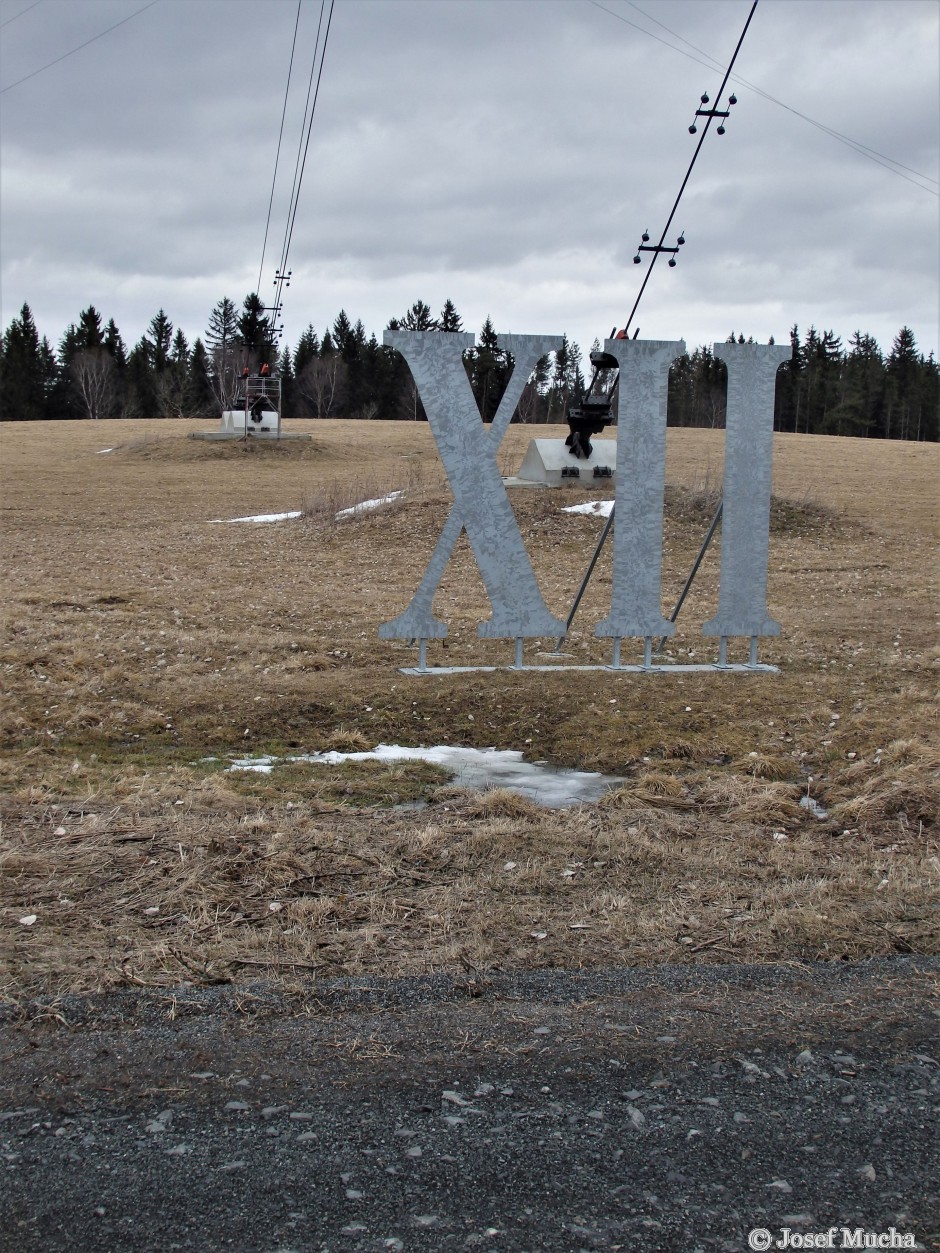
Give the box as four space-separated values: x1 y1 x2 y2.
297 354 346 417
209 346 240 412
71 350 115 420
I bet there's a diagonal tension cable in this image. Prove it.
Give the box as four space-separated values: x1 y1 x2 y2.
620 0 758 337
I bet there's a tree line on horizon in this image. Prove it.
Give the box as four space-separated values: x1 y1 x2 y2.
0 295 936 441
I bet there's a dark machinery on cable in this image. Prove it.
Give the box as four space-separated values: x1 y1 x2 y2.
564 332 626 460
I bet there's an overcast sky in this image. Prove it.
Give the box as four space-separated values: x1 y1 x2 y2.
1 0 937 366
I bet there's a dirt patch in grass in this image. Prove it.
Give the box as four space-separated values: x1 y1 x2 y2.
1 420 938 996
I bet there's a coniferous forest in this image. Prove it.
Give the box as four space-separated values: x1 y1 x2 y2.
0 295 936 440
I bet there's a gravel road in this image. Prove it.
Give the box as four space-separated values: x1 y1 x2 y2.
2 958 938 1252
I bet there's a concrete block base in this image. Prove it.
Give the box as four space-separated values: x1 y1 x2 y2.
190 412 311 442
514 438 617 487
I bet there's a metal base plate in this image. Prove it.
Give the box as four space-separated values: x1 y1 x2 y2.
399 663 779 676
190 431 312 442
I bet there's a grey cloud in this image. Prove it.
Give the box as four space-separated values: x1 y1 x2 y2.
1 0 936 362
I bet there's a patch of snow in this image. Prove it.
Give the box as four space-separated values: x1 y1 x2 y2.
562 500 614 517
211 511 302 524
209 492 403 525
227 755 279 773
97 448 114 455
335 491 403 519
225 743 620 808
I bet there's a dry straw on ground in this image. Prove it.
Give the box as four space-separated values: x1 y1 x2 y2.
1 419 938 997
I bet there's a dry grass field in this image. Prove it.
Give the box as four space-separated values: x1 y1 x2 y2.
1 418 938 999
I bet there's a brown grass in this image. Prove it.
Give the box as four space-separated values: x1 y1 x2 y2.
1 419 938 997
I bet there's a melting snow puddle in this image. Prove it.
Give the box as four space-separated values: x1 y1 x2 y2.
563 500 613 518
222 744 620 809
800 795 830 820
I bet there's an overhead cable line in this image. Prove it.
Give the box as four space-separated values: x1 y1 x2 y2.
0 1 42 32
591 0 938 196
268 0 335 337
256 0 304 297
276 0 334 300
0 0 159 94
625 0 938 189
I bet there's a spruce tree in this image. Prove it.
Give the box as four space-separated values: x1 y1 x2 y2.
917 354 939 442
104 318 127 368
77 306 105 351
826 332 882 437
438 299 463 333
693 347 727 428
399 300 436 331
39 337 58 418
205 298 240 411
668 353 694 427
357 332 382 420
773 325 803 433
465 317 512 422
146 310 173 371
817 330 844 431
170 328 189 365
158 328 191 418
374 341 410 420
293 326 319 373
332 310 356 357
546 334 571 422
0 304 48 420
533 352 552 422
277 346 294 416
53 324 85 419
237 293 277 367
125 339 158 417
187 338 216 416
570 341 585 394
886 327 920 440
205 298 239 355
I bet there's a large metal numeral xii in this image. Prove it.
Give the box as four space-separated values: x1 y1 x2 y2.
381 331 787 654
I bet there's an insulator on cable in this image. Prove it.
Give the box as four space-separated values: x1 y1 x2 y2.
642 230 650 242
678 234 686 245
633 255 642 265
729 94 737 105
717 125 725 135
668 258 677 267
700 93 709 104
688 124 697 134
